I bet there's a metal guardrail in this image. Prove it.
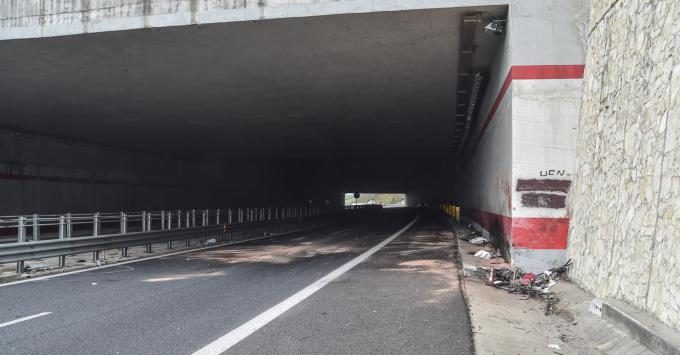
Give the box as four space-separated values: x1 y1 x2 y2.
0 205 334 274
0 225 223 264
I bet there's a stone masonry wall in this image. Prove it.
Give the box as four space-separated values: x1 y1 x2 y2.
567 0 680 330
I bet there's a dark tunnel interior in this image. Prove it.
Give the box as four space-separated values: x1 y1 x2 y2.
0 6 506 214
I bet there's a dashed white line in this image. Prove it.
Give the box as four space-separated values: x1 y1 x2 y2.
0 312 52 329
191 216 419 355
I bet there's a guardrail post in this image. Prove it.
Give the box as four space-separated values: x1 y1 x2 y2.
144 211 152 253
93 212 100 236
166 211 174 250
201 210 206 244
275 207 278 220
141 211 147 232
66 213 73 238
58 215 66 267
120 212 129 257
16 216 26 273
32 213 40 241
268 208 271 221
161 210 166 230
191 209 196 227
216 209 221 225
185 211 191 247
120 212 127 234
93 212 100 262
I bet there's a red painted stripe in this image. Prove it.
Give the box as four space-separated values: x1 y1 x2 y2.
462 208 569 250
511 217 569 249
511 65 585 80
469 64 585 155
465 208 512 239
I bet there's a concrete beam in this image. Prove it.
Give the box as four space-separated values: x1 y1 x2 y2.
1 0 508 41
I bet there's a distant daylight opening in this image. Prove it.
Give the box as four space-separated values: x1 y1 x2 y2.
344 193 406 208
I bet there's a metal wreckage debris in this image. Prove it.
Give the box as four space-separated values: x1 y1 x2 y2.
485 260 573 315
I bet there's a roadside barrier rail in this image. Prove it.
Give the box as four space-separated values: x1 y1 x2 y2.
0 205 333 273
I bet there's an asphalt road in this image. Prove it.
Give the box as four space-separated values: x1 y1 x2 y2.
0 210 472 355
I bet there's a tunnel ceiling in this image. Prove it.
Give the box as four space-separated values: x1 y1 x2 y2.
0 6 504 160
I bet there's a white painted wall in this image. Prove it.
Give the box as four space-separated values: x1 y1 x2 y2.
453 0 588 272
511 79 582 220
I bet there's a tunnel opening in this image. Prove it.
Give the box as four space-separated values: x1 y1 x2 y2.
344 193 406 208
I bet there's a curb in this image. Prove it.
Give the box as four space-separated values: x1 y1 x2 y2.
591 298 680 355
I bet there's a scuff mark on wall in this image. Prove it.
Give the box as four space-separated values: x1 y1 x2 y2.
516 179 571 193
521 193 566 209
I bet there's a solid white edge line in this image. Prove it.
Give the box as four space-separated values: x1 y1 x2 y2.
0 312 52 328
0 225 326 289
191 215 419 355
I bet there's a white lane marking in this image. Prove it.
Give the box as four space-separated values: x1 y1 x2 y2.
0 312 52 329
191 216 419 355
0 225 326 289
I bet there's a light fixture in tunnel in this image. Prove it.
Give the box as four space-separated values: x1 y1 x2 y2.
456 72 485 155
483 20 506 35
463 14 482 23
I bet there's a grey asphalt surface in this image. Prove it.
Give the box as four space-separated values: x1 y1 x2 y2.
0 210 471 355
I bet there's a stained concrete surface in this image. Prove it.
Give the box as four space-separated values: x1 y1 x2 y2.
0 210 472 355
451 220 657 355
230 213 472 355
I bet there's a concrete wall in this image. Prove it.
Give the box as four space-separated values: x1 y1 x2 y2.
0 127 322 215
567 0 680 331
453 0 588 272
454 22 514 259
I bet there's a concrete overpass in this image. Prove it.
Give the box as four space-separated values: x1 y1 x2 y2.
4 0 680 353
0 0 588 273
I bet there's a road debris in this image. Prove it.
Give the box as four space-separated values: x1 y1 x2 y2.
24 263 49 273
459 228 489 245
468 236 489 245
486 259 573 299
474 250 492 259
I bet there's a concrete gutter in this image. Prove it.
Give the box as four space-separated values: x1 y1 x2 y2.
592 298 680 355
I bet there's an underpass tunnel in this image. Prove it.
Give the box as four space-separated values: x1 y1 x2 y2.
0 1 587 272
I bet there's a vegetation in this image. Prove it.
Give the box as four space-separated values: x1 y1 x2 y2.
344 193 405 206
